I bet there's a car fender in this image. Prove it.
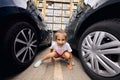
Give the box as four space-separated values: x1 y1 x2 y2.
74 0 120 46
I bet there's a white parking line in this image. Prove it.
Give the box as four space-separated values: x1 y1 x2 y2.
54 61 63 80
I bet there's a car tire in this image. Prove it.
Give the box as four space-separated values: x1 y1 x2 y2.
78 20 120 80
2 21 38 75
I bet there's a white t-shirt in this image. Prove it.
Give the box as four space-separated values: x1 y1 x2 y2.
50 41 72 55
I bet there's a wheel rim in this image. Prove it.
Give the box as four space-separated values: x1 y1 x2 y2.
14 28 37 63
81 31 120 77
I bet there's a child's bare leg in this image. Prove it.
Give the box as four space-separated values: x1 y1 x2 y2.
62 52 73 70
34 51 57 68
67 54 73 70
51 57 55 63
40 51 57 62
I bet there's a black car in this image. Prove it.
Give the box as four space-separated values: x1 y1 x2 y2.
0 0 51 75
66 0 120 80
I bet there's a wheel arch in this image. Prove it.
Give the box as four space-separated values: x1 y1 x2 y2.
6 13 40 31
75 2 120 49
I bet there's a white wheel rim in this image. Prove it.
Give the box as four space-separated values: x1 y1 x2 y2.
14 28 37 63
81 31 120 77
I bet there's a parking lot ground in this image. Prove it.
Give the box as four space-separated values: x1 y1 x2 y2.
5 47 91 80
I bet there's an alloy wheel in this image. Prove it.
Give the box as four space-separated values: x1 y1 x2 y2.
14 28 37 63
81 31 120 77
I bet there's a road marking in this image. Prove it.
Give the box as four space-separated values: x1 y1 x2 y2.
54 61 63 80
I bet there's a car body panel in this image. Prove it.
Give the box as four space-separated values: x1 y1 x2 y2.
0 0 27 9
66 0 120 50
0 0 51 47
0 0 51 75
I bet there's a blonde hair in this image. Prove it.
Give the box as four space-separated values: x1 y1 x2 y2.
55 29 67 41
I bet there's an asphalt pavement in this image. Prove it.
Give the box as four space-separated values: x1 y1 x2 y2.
3 47 91 80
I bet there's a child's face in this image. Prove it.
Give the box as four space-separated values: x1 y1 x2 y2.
56 34 66 46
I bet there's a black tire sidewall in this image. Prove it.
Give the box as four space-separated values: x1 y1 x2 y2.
78 20 120 80
3 21 38 71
